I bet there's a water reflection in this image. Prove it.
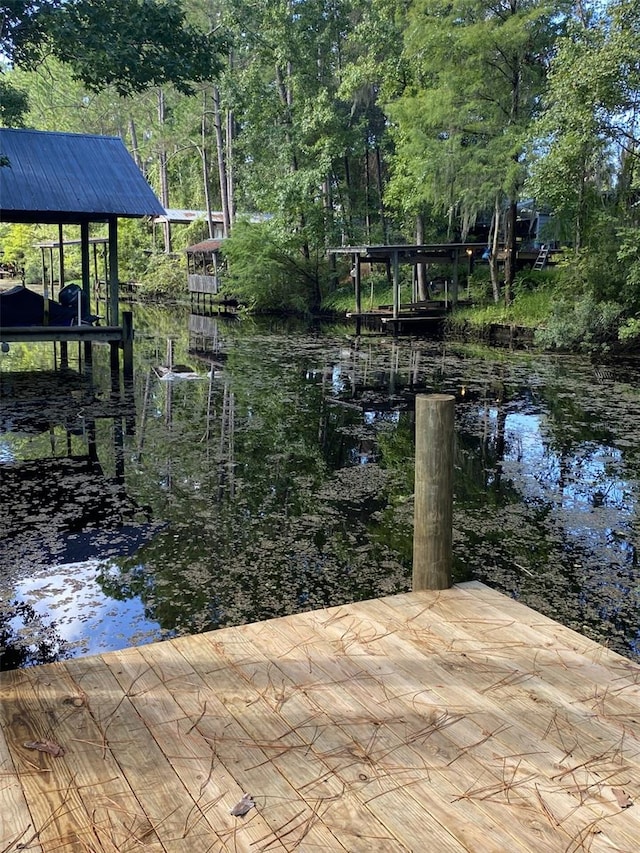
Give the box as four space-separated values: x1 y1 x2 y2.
2 307 639 666
0 366 166 666
14 560 163 656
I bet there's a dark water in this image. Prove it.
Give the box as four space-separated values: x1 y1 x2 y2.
1 304 639 668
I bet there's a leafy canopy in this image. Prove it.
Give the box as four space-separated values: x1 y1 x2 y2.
1 0 224 96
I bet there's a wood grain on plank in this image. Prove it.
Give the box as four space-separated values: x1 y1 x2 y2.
2 583 640 853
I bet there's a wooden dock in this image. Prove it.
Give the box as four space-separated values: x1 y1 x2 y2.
346 301 448 336
0 312 134 379
2 581 640 852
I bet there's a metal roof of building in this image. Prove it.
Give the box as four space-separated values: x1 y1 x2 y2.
0 128 165 224
155 209 225 224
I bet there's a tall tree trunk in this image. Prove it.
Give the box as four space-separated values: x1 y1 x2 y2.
375 147 387 242
575 156 587 251
489 198 501 304
157 89 171 253
415 214 428 301
504 198 518 304
225 49 235 224
343 154 352 238
128 118 141 170
504 52 522 304
213 86 231 238
322 177 333 248
274 62 309 257
226 107 234 224
364 148 371 243
201 105 215 241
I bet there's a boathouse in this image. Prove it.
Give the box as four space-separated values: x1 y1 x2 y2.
0 127 165 375
329 243 481 334
186 237 224 297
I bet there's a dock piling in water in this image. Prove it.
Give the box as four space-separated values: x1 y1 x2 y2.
413 393 454 590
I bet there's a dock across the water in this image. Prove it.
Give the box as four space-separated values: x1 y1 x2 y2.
346 301 449 336
2 581 640 852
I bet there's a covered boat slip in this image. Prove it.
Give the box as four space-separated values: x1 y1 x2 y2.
2 582 640 852
330 244 481 335
0 128 165 375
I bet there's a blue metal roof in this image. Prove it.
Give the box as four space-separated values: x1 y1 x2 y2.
0 128 165 223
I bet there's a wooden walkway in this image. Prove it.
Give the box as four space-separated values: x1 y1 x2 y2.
2 581 640 852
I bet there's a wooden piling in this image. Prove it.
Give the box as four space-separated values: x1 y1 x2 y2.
109 340 120 375
413 393 454 590
353 253 362 335
122 310 133 380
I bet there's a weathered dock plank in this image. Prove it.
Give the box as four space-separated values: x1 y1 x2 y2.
1 582 640 852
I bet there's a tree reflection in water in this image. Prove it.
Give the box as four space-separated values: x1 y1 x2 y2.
1 307 639 666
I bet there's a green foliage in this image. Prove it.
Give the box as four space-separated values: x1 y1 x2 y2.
450 270 560 331
2 0 639 350
552 230 627 306
386 0 569 240
0 76 29 126
534 294 624 352
512 268 560 297
0 223 40 282
453 261 633 353
617 227 640 300
221 220 331 314
618 317 640 345
322 271 397 315
117 219 155 282
136 252 186 297
2 1 224 97
528 1 640 249
10 56 124 134
0 1 57 66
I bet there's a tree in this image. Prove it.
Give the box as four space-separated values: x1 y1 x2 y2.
1 2 60 65
386 0 569 303
338 0 410 244
525 0 640 322
529 1 640 251
1 1 224 97
0 74 28 126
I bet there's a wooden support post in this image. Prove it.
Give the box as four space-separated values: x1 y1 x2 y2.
81 220 91 317
110 340 120 375
84 340 93 373
102 245 108 315
452 249 459 306
354 253 362 336
413 393 454 590
58 223 65 297
109 217 119 327
92 242 99 303
122 310 134 381
43 279 49 326
392 249 400 319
